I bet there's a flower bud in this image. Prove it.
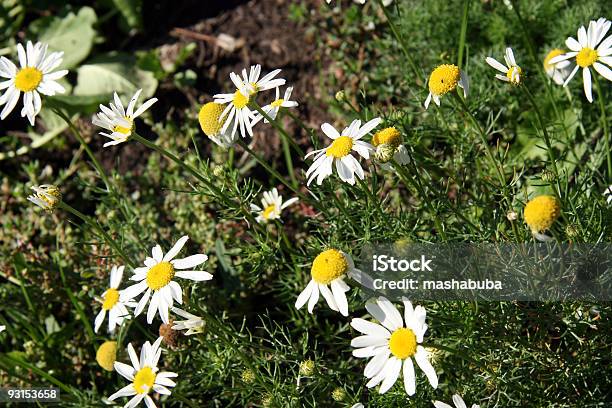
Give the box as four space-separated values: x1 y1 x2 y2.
299 359 315 376
565 223 579 239
241 369 256 384
331 387 346 402
540 169 556 183
335 90 346 102
374 144 396 164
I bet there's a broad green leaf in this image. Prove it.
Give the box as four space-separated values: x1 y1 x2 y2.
74 53 157 98
29 7 97 70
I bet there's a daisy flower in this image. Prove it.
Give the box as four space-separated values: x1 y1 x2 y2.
543 49 573 85
27 184 61 212
252 86 298 124
94 265 134 334
424 64 469 109
0 41 68 125
235 64 286 96
485 47 523 85
305 118 379 186
371 127 410 170
122 235 212 324
198 101 235 148
92 89 158 147
549 18 612 102
434 395 480 408
350 297 438 395
250 187 299 223
108 337 178 408
170 307 205 335
295 249 362 316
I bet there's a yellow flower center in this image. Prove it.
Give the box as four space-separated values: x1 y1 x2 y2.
14 67 43 92
271 99 284 108
233 90 249 108
576 47 598 68
543 49 565 71
388 327 417 359
262 204 277 220
428 64 460 96
326 136 353 158
310 249 348 284
199 102 226 137
96 341 117 371
102 288 120 310
113 117 134 135
372 127 402 148
146 261 175 290
506 66 523 84
133 366 156 394
523 195 561 233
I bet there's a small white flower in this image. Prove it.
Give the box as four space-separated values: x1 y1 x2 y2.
252 86 298 124
549 18 612 102
108 337 178 408
486 47 523 85
122 235 212 324
543 49 573 85
434 394 480 408
424 64 469 109
351 297 438 395
235 64 286 96
27 184 61 212
305 118 379 186
295 249 362 316
250 187 299 224
170 307 205 335
92 89 158 147
0 41 68 125
94 265 135 334
604 185 612 205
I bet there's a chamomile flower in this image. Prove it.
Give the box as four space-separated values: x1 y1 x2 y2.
252 86 298 124
198 101 235 148
424 64 469 109
434 395 480 408
27 184 61 212
371 127 410 170
605 185 612 205
0 41 68 125
92 89 158 147
544 49 573 85
305 118 379 186
108 337 178 408
236 64 286 96
350 297 438 395
295 249 362 316
122 236 212 324
549 18 612 102
94 265 134 334
170 307 205 335
486 47 524 85
250 187 299 223
523 195 560 234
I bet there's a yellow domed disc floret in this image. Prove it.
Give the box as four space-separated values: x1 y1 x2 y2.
199 102 227 137
428 64 460 96
576 48 598 68
96 341 117 371
543 49 565 71
311 249 348 284
389 327 417 359
524 195 561 233
372 127 402 148
133 366 156 394
146 261 175 290
233 90 249 109
326 136 353 158
102 288 120 310
15 67 43 92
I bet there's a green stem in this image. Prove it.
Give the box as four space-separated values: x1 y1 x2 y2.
238 140 299 195
59 202 135 268
251 102 304 156
281 133 298 188
457 0 470 68
593 74 612 179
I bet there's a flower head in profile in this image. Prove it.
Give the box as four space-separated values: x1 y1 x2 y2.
94 265 134 334
350 296 438 395
548 18 612 102
108 337 178 408
122 235 212 324
96 341 118 371
170 307 205 336
371 127 410 170
544 49 573 85
523 195 560 234
424 64 469 109
92 89 158 147
305 118 379 186
434 394 480 408
253 86 298 124
250 187 299 224
27 184 61 212
0 41 68 125
486 47 523 85
295 249 361 316
198 101 235 148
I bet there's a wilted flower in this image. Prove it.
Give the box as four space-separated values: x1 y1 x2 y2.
486 47 524 85
27 184 61 212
